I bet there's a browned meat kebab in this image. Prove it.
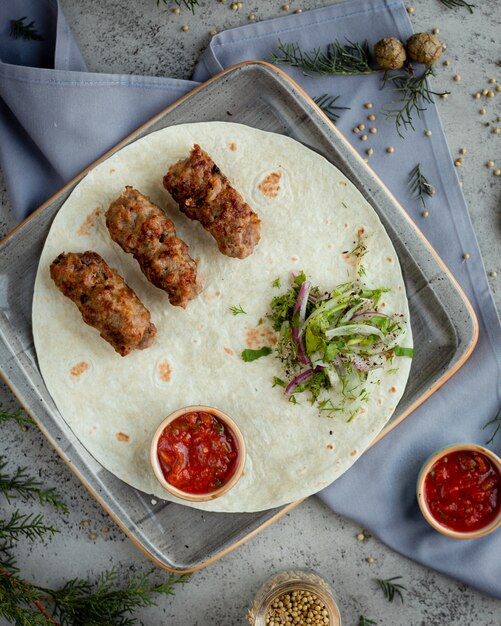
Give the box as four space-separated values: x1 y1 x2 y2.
106 187 201 308
50 251 157 357
163 144 261 259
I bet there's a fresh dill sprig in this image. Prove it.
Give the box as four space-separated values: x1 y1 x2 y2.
271 39 378 76
438 0 474 12
0 407 34 427
272 277 281 288
382 66 449 137
229 304 247 316
359 616 377 626
408 164 436 208
9 17 44 41
375 576 407 603
157 0 199 13
483 407 501 445
0 566 189 626
313 94 351 124
0 511 58 543
0 457 68 512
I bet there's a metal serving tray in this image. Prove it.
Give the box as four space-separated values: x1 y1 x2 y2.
0 62 477 572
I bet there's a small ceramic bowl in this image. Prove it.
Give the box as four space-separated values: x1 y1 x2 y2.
417 443 501 539
150 405 246 502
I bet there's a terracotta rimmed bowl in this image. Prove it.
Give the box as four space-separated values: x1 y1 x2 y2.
417 443 501 539
150 405 246 502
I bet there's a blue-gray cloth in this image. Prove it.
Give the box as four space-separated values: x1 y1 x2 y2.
1 0 500 599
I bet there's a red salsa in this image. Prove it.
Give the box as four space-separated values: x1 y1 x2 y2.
157 411 239 495
424 450 501 532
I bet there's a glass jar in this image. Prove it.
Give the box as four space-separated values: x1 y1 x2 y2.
248 570 342 626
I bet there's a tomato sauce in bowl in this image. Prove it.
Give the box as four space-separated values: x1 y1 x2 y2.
417 444 501 538
150 406 246 501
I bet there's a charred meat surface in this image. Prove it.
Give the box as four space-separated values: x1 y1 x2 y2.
50 251 157 356
163 144 261 259
106 187 201 308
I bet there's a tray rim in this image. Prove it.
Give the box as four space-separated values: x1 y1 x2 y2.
0 60 478 574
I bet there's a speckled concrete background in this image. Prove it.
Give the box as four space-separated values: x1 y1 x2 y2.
0 1 500 624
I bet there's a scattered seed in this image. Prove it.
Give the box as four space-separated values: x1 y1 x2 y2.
353 127 360 134
370 127 377 134
453 74 461 82
356 532 365 541
367 556 376 563
181 24 189 32
366 148 374 156
454 158 464 166
407 6 415 14
248 13 255 20
496 85 501 92
82 520 90 528
386 147 395 153
172 6 181 14
360 134 368 141
210 29 218 35
488 78 496 84
482 88 489 96
479 108 487 115
282 3 289 9
89 531 97 541
473 92 481 99
424 129 432 137
463 253 471 260
443 60 450 67
230 2 238 9
295 8 303 12
364 102 373 109
493 128 501 134
487 90 495 98
359 123 366 130
441 93 449 100
490 271 498 277
237 1 243 7
422 210 429 217
486 160 495 168
497 117 501 123
432 27 440 34
459 148 466 154
368 114 376 121
101 526 110 534
494 169 501 176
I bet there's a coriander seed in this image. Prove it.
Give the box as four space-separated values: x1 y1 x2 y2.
487 90 495 98
366 148 374 156
493 128 501 134
386 146 395 153
248 14 255 20
459 148 466 154
473 92 481 99
370 127 377 134
364 102 373 109
360 134 368 141
432 27 440 34
282 3 289 9
441 93 449 100
210 29 218 35
494 169 501 176
425 130 432 136
486 160 495 168
496 85 501 92
490 271 498 277
172 7 181 14
356 532 365 541
407 6 415 14
479 108 487 115
368 114 376 121
295 8 303 13
489 78 496 84
353 127 360 134
359 123 366 130
443 60 450 66
453 74 461 82
367 556 376 564
463 253 471 260
482 89 489 96
181 24 189 32
422 210 429 217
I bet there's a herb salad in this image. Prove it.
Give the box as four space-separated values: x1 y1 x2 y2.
268 272 414 420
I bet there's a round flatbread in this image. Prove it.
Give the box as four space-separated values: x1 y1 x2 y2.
33 122 412 512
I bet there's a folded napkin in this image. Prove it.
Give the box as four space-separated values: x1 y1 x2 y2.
1 0 500 598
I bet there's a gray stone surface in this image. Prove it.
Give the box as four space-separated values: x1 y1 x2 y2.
0 0 500 624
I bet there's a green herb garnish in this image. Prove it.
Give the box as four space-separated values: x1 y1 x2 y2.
438 0 474 12
229 304 247 316
9 17 43 41
272 277 281 288
393 346 415 358
483 407 501 445
157 0 199 13
359 617 377 626
408 164 435 208
382 66 449 137
0 407 34 427
313 94 350 123
375 576 406 603
241 347 272 362
271 39 378 76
